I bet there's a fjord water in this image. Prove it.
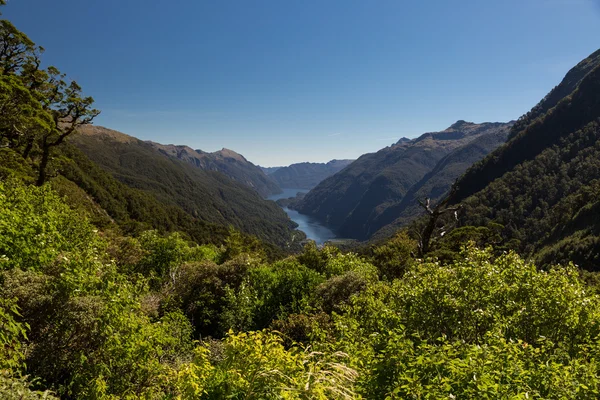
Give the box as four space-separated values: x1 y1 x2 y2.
268 189 337 245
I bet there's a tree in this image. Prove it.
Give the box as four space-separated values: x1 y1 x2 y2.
415 182 461 257
0 75 52 155
0 20 37 76
0 17 99 185
35 80 99 185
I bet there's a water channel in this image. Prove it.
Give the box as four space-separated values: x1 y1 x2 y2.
268 189 337 245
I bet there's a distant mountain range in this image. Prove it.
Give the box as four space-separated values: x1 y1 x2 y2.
263 160 354 190
259 166 282 175
296 121 512 240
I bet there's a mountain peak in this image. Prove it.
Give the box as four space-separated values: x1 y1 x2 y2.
215 148 247 162
449 120 474 130
77 125 137 143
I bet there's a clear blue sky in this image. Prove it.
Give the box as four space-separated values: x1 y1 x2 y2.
5 0 600 166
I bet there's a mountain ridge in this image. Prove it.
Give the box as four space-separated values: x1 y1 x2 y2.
147 141 281 197
71 125 301 248
296 121 512 240
442 48 600 269
267 159 354 190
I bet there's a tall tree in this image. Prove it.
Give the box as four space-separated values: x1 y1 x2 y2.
35 75 99 185
0 13 99 185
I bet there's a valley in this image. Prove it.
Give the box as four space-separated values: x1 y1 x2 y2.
267 189 337 244
2 1 600 398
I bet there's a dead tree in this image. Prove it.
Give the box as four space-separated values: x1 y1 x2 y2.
416 183 461 257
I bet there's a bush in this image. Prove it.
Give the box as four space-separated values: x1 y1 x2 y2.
0 179 97 272
370 231 416 280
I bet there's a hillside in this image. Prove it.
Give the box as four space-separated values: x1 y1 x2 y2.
445 48 600 269
148 141 281 197
370 123 513 239
297 122 511 240
452 48 600 201
267 159 354 189
69 126 300 248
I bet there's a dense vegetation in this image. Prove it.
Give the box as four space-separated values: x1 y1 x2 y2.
3 6 600 399
5 179 600 399
371 122 512 240
69 126 300 249
446 48 600 270
297 121 511 240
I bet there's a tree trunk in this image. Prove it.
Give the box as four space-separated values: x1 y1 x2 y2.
36 144 49 186
419 214 437 257
22 138 33 159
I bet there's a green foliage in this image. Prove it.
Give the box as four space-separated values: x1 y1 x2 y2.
0 17 99 186
363 332 600 399
0 372 57 399
69 127 299 250
0 297 27 373
160 254 262 338
137 230 220 286
248 258 325 329
369 231 416 280
0 179 96 271
199 330 359 399
449 52 600 270
220 228 266 262
0 74 52 151
3 174 600 398
2 13 600 397
332 247 600 398
55 142 237 246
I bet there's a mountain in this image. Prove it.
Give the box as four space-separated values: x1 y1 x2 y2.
453 49 600 202
69 125 300 248
370 123 513 239
297 122 511 240
259 166 282 175
445 48 600 269
267 159 354 190
147 142 281 198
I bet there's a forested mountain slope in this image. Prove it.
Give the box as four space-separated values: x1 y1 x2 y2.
70 126 299 248
370 123 512 239
268 159 354 189
452 48 600 201
148 141 281 197
297 121 511 240
447 49 600 270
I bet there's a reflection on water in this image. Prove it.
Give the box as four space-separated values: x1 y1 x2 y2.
283 207 337 245
267 188 337 245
